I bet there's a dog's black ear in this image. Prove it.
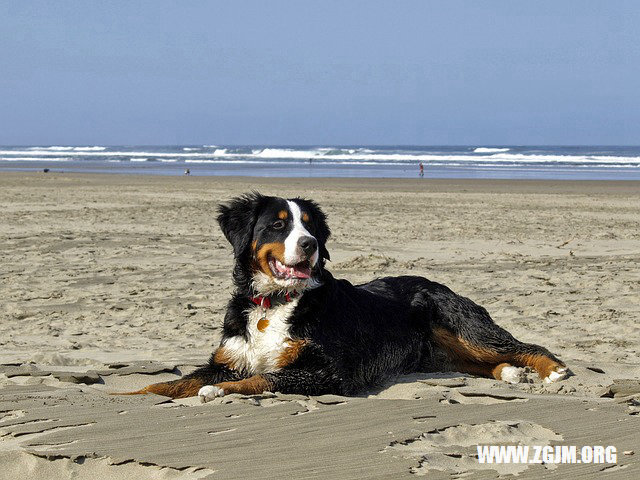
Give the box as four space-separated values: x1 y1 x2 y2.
295 198 331 262
217 192 266 258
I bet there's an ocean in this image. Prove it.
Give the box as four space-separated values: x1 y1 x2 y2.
1 145 640 180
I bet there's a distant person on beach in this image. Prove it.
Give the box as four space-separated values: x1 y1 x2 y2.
419 162 424 178
184 169 191 176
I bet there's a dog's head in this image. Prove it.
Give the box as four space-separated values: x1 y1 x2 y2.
217 192 331 294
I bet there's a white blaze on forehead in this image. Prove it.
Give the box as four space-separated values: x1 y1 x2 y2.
284 200 318 266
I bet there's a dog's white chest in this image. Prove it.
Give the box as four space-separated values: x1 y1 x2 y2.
222 299 298 375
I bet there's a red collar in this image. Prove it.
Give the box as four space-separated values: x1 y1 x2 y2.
250 291 299 309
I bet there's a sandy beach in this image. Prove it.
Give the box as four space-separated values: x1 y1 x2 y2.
1 172 639 479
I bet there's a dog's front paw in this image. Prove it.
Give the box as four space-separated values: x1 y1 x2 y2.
544 366 569 384
198 385 225 403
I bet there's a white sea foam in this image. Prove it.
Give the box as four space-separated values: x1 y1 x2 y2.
72 146 106 151
256 148 320 159
27 146 74 151
474 147 511 153
183 147 200 151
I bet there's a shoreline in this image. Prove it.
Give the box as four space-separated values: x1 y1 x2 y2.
2 170 640 191
3 165 640 181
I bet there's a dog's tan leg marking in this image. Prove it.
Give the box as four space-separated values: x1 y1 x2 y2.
512 353 567 382
215 375 273 395
432 327 564 383
200 376 272 403
433 327 508 365
112 378 205 398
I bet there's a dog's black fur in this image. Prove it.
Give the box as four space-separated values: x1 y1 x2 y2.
132 192 566 399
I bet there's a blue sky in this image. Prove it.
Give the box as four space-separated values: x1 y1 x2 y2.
1 1 638 145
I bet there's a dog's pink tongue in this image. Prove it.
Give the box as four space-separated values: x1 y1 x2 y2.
291 265 311 279
274 260 310 279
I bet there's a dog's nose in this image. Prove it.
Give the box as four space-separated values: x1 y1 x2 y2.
298 236 317 256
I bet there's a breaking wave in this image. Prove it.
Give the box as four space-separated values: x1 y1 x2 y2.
473 147 511 153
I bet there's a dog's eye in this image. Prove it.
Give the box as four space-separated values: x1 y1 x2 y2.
272 219 286 230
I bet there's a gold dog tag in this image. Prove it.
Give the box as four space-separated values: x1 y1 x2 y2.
257 317 269 332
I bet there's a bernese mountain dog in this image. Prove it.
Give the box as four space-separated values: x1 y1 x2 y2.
125 192 568 402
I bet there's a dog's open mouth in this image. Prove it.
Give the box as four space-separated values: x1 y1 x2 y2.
269 257 312 279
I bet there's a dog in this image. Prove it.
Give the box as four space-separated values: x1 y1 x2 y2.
125 192 568 402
